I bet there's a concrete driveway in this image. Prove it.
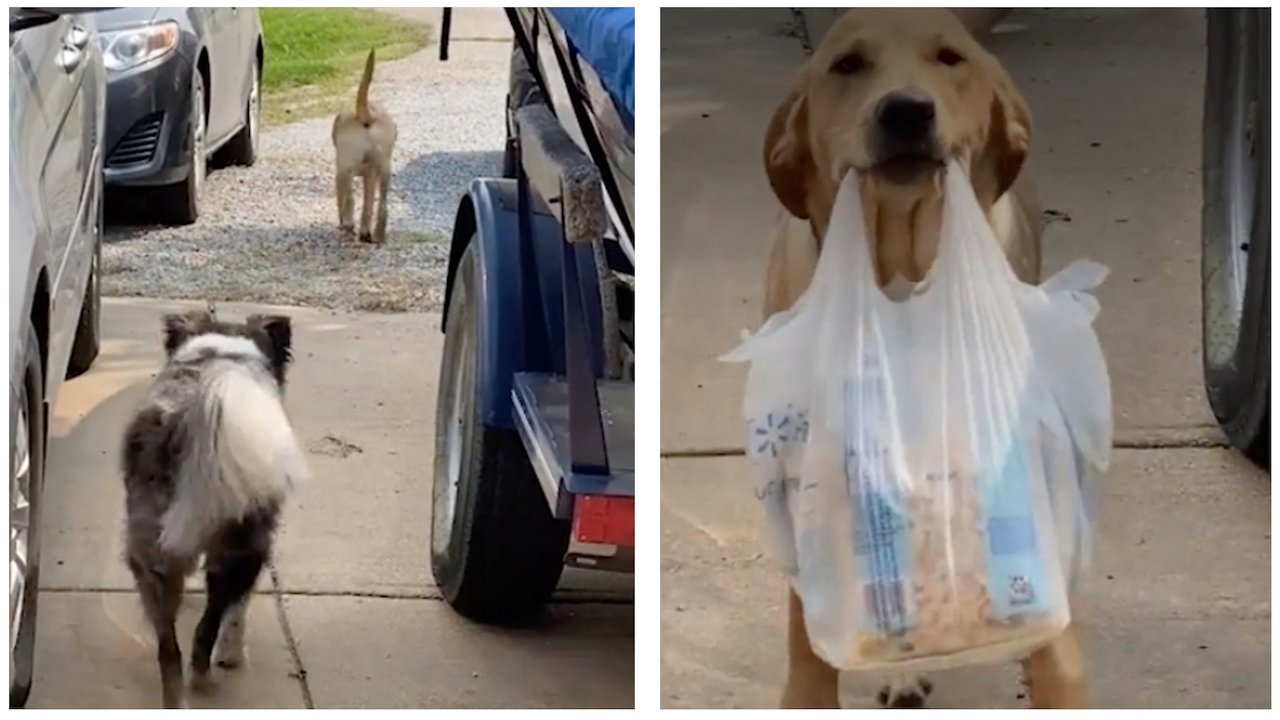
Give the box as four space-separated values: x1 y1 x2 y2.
28 298 633 709
661 8 1269 709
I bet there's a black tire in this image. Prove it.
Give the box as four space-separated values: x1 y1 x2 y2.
160 70 206 225
502 38 547 178
1202 8 1270 469
11 322 46 708
67 191 102 379
219 55 260 167
430 240 571 625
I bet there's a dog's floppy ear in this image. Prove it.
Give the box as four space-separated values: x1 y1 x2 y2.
764 81 817 220
972 57 1032 206
162 310 213 356
247 314 293 370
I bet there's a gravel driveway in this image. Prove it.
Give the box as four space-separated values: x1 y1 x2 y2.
103 24 510 313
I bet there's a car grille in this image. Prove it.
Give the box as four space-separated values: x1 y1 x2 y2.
106 113 164 167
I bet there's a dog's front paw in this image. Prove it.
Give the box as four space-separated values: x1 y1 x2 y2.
358 231 375 244
877 676 933 708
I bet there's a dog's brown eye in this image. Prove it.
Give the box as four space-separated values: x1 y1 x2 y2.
831 52 867 75
936 47 965 66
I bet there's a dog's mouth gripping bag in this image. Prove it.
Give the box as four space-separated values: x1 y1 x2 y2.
723 159 1112 673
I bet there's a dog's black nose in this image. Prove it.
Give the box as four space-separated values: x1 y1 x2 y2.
876 90 936 143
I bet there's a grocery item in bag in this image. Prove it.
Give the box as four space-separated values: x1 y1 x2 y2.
724 160 1111 672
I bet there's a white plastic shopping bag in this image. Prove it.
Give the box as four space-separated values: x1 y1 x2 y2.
723 159 1111 673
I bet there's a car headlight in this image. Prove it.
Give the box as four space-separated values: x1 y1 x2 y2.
97 21 179 73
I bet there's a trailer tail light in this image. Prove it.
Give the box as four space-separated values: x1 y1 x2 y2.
572 495 634 547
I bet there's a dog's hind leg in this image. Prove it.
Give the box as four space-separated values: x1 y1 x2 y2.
128 553 189 709
337 168 356 234
190 559 262 692
359 170 377 243
373 166 391 244
213 599 249 669
190 510 276 689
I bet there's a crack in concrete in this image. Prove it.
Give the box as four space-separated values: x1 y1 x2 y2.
269 564 315 709
1114 436 1231 449
255 590 636 605
38 585 634 606
661 447 746 459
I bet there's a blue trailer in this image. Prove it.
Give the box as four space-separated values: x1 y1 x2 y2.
431 8 636 624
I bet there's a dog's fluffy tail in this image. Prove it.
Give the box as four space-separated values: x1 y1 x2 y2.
159 365 309 554
208 366 309 509
356 47 376 125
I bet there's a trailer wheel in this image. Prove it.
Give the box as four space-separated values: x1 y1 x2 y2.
1202 8 1270 469
431 240 571 625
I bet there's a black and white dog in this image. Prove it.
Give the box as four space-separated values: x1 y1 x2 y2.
121 309 308 708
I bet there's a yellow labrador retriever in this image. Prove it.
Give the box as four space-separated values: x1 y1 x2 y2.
760 8 1088 709
332 49 398 244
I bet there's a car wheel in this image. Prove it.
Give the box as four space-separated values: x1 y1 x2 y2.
430 240 570 625
1202 8 1270 469
11 322 46 708
161 71 206 225
68 186 103 379
220 57 260 167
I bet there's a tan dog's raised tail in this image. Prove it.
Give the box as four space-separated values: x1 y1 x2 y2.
759 8 1088 710
332 48 397 243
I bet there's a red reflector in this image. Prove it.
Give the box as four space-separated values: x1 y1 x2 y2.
573 495 634 547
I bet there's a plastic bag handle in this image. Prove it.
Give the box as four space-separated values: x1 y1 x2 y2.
1039 260 1110 321
817 159 1023 304
819 170 880 291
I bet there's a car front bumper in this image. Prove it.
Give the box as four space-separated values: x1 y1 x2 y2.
102 51 197 188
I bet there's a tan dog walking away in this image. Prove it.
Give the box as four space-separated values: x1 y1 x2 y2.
332 48 397 243
759 8 1089 709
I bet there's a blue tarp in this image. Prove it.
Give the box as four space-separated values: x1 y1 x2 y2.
547 7 635 128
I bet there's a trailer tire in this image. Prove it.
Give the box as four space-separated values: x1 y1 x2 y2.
431 240 571 625
1202 8 1270 469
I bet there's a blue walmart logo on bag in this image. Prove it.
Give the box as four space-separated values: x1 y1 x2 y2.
749 406 810 458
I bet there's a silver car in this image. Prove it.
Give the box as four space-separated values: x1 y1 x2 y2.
97 7 263 224
9 7 106 707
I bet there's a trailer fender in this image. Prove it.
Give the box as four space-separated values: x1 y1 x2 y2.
443 178 605 429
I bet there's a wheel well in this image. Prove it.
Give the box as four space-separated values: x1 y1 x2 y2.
442 196 478 331
196 50 211 121
31 271 50 379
